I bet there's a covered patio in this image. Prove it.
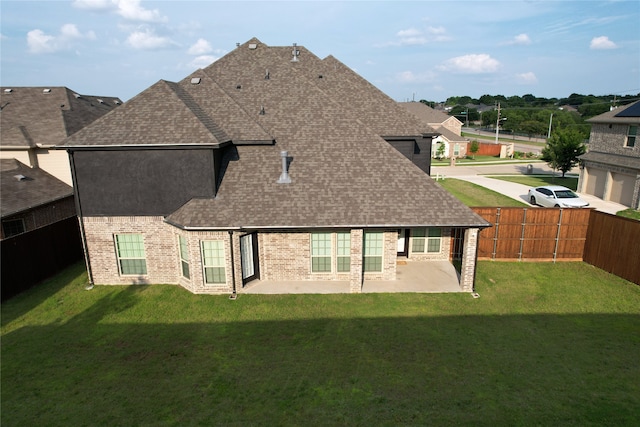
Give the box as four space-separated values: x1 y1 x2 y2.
238 260 462 294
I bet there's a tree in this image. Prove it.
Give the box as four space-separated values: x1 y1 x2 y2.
469 140 479 159
541 128 586 177
435 142 446 159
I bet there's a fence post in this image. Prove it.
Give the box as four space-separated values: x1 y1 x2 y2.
553 209 563 263
492 208 500 260
519 208 527 261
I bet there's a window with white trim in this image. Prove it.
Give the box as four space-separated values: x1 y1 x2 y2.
626 125 637 148
115 234 147 275
178 235 190 279
336 232 351 272
311 233 332 272
201 240 226 284
363 232 383 272
412 228 442 253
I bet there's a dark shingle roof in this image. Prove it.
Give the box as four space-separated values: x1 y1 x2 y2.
587 100 640 124
579 151 640 170
62 38 488 229
0 87 121 148
0 159 74 218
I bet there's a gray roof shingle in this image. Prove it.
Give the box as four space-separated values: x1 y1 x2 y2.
0 159 74 218
62 38 489 229
587 100 640 124
0 87 121 148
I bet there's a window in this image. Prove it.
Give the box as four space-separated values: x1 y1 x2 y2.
201 241 226 284
311 233 332 272
336 232 351 272
363 232 383 272
454 144 460 156
2 219 25 238
115 234 147 275
626 125 637 147
178 235 190 279
412 228 441 253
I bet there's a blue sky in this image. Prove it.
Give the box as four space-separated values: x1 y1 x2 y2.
1 0 638 102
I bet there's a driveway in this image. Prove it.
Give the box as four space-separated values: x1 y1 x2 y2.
432 162 627 215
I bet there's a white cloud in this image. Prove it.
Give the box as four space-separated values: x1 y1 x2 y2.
126 29 174 49
188 55 219 69
27 24 95 54
516 72 538 84
590 36 617 50
504 33 532 46
396 70 437 83
188 38 212 55
439 54 500 74
73 0 167 22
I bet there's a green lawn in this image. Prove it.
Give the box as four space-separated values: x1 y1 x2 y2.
2 262 639 426
488 174 579 191
436 178 527 207
617 209 640 221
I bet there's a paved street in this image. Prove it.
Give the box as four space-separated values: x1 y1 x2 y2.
432 162 628 215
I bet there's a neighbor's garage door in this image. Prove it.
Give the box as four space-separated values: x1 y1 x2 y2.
585 166 607 199
609 172 636 207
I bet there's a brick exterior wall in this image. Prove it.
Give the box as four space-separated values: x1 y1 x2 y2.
82 217 477 294
588 124 640 158
459 228 479 292
1 196 76 239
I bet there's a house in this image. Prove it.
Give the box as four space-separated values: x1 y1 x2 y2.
400 101 468 159
0 159 76 238
577 101 640 209
0 87 122 185
60 38 490 295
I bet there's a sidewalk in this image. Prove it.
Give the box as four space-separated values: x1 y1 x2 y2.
432 163 627 215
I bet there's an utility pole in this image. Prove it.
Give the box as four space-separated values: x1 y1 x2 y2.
494 102 501 144
547 113 554 140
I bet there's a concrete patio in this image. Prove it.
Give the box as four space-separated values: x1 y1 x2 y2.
238 260 463 294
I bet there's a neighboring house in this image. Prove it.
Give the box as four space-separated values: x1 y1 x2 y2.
60 38 490 295
1 86 122 185
578 101 640 209
400 101 468 159
0 159 76 239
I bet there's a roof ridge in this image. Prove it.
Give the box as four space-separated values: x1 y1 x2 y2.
166 80 231 144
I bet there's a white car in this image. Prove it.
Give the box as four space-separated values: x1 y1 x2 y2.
528 185 589 208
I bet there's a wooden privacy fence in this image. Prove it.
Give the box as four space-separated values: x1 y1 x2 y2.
583 210 640 285
472 207 591 261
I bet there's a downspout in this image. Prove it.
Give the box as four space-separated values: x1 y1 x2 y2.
228 230 237 300
69 150 94 290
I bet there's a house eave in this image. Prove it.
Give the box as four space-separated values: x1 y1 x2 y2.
58 141 232 151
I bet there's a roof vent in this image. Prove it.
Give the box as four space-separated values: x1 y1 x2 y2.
114 100 121 105
318 74 323 79
265 69 270 80
277 151 291 184
14 174 27 181
259 105 266 115
43 88 51 93
97 99 104 104
191 77 201 85
249 43 257 50
4 88 12 93
291 43 299 62
236 84 242 90
236 42 240 48
73 93 81 98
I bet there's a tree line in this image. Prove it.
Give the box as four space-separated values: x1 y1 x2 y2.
421 92 639 141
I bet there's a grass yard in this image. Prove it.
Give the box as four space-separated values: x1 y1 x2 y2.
488 174 579 191
2 262 639 426
617 209 640 221
436 178 527 207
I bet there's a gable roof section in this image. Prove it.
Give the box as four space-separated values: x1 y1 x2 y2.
587 100 640 124
433 126 468 143
0 159 73 218
0 87 121 148
400 101 462 127
166 39 487 229
63 80 232 148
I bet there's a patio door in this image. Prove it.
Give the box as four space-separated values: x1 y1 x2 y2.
397 229 409 257
240 233 259 285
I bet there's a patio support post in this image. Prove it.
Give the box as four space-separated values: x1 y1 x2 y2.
460 228 479 292
349 229 363 293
